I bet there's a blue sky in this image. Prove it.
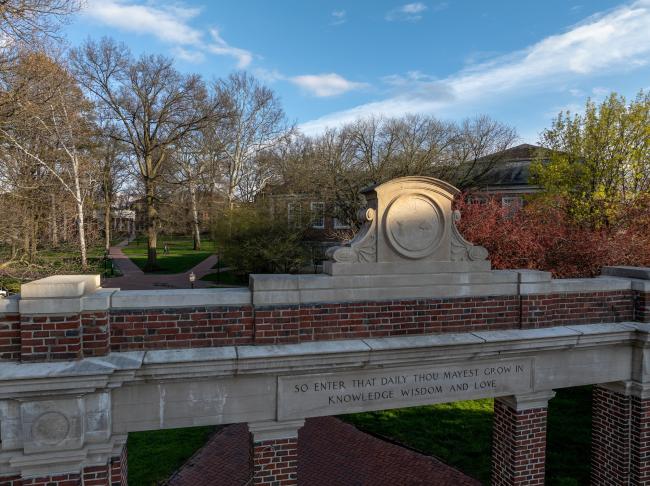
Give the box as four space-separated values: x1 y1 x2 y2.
65 1 650 142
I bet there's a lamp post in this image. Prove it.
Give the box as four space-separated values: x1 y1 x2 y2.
189 271 196 289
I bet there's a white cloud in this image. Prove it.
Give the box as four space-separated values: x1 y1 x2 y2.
386 2 428 21
207 29 252 68
290 73 368 97
171 47 205 63
84 0 252 67
302 0 650 134
331 10 347 25
84 0 202 44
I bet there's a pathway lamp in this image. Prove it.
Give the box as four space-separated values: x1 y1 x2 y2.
189 271 196 289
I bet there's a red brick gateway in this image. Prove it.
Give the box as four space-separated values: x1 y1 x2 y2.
1 177 650 485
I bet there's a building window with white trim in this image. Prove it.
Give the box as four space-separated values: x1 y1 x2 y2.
310 202 325 229
333 217 350 229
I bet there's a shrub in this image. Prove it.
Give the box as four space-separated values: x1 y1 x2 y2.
455 195 650 278
215 206 308 276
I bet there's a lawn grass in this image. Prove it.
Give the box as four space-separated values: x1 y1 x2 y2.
122 237 216 273
200 269 248 286
343 398 494 482
127 426 216 486
0 243 121 294
343 386 592 485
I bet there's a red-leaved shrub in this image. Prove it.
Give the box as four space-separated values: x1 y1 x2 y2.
455 195 650 278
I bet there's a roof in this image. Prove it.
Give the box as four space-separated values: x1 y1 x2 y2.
476 143 549 188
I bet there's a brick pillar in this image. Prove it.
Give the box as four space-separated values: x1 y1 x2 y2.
0 443 127 486
592 383 650 485
636 290 650 323
492 391 555 486
248 420 304 486
14 275 113 362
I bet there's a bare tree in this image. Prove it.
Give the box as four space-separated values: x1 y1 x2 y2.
0 0 80 45
168 132 212 250
211 72 293 207
0 52 95 268
70 38 215 270
96 131 128 252
444 115 518 188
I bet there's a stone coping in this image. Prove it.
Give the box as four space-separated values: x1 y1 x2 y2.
6 266 649 313
250 271 636 306
20 275 101 299
110 287 252 309
0 322 639 384
0 295 19 314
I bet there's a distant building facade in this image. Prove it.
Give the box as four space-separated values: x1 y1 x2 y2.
469 143 549 210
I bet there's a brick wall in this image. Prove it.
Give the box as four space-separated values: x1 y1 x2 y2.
521 291 634 329
20 314 82 361
631 395 650 484
110 306 254 352
0 473 81 485
255 296 520 344
591 386 631 485
82 465 111 486
110 444 128 486
1 289 641 362
636 291 650 323
0 313 20 360
592 386 650 485
491 399 548 486
82 312 109 357
252 436 298 486
0 451 127 486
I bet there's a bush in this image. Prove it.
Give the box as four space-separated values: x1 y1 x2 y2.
216 206 308 276
455 195 650 278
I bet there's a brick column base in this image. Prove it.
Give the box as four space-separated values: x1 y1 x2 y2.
249 420 303 486
592 383 650 485
492 392 554 486
0 443 127 486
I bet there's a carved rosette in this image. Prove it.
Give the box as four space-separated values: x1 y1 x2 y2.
32 411 70 446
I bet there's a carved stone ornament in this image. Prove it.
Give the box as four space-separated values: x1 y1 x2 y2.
326 176 488 269
32 411 70 446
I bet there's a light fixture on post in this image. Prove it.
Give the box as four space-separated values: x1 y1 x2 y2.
189 271 196 289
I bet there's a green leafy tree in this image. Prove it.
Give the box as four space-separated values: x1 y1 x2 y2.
531 91 650 229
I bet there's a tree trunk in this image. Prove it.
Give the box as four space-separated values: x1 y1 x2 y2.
104 199 111 253
189 180 201 251
144 177 158 271
76 199 88 270
50 194 59 247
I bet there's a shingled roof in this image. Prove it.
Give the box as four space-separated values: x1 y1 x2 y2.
475 143 549 190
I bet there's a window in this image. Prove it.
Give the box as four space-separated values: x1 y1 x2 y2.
501 196 523 215
468 196 487 205
310 202 325 229
287 202 301 227
333 217 350 229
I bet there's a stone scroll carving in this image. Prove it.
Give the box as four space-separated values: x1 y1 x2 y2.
326 177 488 270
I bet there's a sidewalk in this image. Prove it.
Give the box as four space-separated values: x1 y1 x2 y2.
103 241 223 291
165 417 480 486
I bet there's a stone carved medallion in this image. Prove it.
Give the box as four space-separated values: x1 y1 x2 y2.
324 176 489 270
31 411 70 446
385 193 444 259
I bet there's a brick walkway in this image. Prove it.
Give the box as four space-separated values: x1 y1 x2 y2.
165 417 480 486
103 240 222 290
